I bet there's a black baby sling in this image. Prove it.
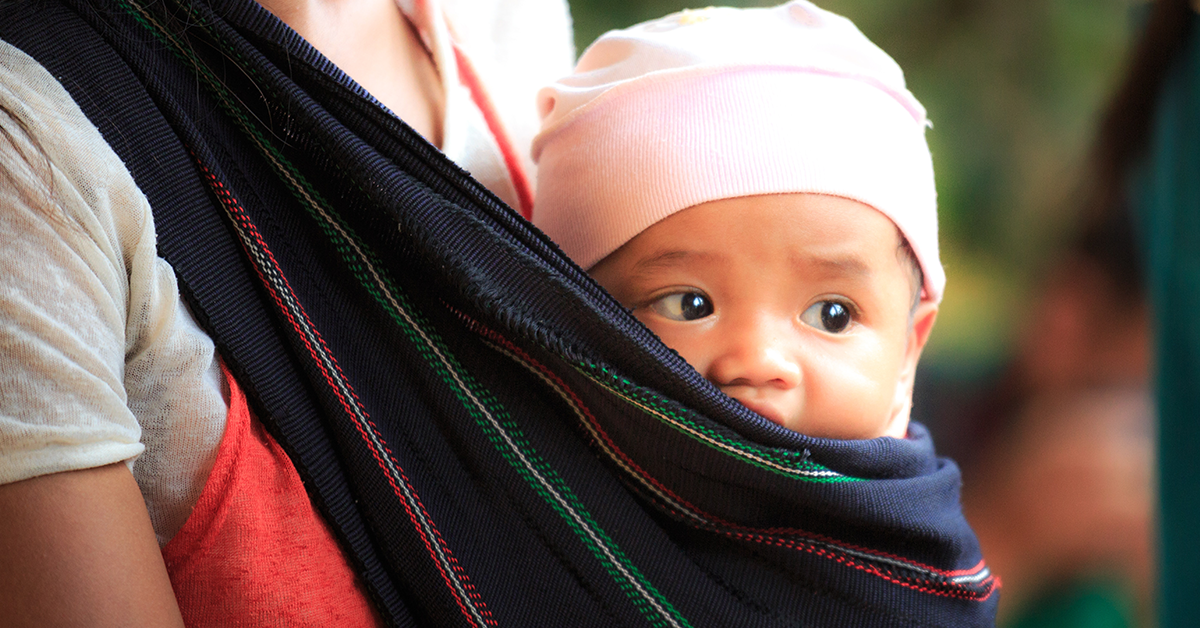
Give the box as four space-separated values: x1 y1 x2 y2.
0 0 999 624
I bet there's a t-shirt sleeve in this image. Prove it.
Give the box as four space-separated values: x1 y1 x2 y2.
0 44 156 483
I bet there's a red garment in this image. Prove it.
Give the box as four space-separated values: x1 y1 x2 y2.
162 369 382 626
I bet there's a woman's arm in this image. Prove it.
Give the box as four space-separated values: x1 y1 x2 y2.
0 463 185 626
0 46 204 625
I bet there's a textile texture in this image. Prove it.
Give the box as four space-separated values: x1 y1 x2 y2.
0 0 998 625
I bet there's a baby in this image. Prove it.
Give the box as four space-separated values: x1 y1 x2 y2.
531 1 941 440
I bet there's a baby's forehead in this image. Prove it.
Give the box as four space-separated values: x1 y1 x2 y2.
620 193 908 270
662 192 924 297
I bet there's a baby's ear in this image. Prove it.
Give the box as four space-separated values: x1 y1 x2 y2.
885 301 938 437
908 300 939 362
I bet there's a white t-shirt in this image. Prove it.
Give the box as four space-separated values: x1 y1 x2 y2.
0 0 573 546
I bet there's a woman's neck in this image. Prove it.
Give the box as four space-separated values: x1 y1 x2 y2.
256 0 445 147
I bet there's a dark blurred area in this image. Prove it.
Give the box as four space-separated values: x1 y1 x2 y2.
567 0 1154 625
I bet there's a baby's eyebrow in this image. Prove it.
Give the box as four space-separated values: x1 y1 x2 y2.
631 249 717 273
797 254 872 277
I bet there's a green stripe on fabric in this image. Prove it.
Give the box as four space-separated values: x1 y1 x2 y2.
117 3 693 625
380 315 693 628
580 364 861 483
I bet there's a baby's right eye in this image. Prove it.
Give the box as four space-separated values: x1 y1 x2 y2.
649 292 714 321
799 300 854 333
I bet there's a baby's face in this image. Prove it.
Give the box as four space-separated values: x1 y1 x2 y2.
590 193 937 439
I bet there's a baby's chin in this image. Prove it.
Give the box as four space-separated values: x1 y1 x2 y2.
732 397 907 440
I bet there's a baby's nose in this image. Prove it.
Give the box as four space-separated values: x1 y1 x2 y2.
706 327 802 390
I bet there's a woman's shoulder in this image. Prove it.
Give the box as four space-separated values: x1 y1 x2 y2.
1 40 227 546
1 38 152 485
1 40 152 245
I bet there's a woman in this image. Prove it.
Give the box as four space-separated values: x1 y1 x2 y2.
0 0 571 623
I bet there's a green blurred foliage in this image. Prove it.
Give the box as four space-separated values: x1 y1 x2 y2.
568 0 1138 375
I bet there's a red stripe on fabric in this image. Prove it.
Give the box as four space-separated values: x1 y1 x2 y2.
943 559 989 577
195 162 492 625
723 529 998 601
460 312 996 602
453 44 535 219
473 320 706 517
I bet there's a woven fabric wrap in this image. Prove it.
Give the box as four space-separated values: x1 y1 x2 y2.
0 0 997 625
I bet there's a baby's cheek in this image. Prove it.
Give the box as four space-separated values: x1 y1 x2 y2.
808 344 898 438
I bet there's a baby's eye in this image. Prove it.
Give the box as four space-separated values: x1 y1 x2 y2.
649 292 714 321
800 300 853 333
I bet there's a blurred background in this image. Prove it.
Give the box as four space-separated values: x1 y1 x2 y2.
567 1 1154 626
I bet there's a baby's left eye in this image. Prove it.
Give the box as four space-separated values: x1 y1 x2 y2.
800 300 854 333
649 291 714 321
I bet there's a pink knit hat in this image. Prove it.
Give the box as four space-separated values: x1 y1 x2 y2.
531 1 944 302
